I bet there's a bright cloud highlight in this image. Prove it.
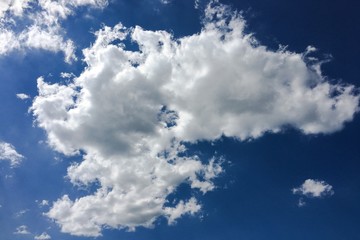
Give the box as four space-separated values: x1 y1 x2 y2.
30 1 358 237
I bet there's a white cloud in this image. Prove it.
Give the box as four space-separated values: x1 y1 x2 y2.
10 0 31 16
31 1 358 237
41 199 49 206
0 29 20 55
292 179 334 198
0 0 108 62
36 199 49 207
0 1 10 17
164 197 201 225
14 225 31 235
16 93 30 100
19 25 77 63
34 232 51 240
60 72 75 79
0 0 30 18
0 141 24 166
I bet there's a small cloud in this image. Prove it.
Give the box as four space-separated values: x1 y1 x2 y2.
292 179 334 198
36 200 49 207
53 156 63 163
0 141 24 167
16 93 30 100
14 209 29 218
297 198 306 207
14 225 31 235
160 0 171 4
34 232 51 240
60 72 75 79
5 174 13 179
164 198 201 225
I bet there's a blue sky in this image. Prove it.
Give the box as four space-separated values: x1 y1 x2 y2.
0 0 360 239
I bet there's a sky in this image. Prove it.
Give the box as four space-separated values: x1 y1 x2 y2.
0 0 360 239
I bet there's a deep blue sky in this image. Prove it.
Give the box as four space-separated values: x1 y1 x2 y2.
1 0 360 239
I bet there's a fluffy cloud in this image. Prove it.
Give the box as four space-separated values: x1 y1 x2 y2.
31 1 358 237
0 0 107 62
0 141 24 166
34 232 51 240
292 179 334 198
14 225 31 235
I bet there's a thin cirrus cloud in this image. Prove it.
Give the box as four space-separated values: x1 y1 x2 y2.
30 1 359 238
0 0 108 62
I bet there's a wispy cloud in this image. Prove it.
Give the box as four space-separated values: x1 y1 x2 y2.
297 198 306 207
14 225 31 235
14 209 29 218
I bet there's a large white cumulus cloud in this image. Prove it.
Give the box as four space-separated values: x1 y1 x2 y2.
31 2 359 237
